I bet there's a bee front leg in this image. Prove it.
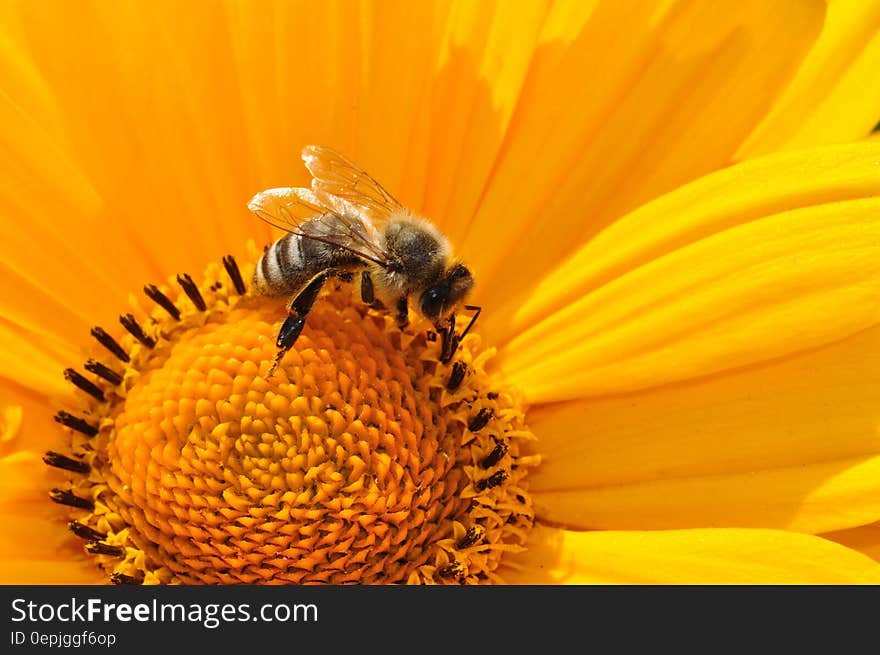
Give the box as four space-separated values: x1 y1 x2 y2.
396 296 409 329
438 313 458 364
267 271 331 377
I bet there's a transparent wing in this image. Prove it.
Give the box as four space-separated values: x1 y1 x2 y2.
247 187 393 267
302 145 405 226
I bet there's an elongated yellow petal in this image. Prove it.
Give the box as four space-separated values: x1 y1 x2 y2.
738 0 880 158
533 454 880 535
0 451 63 514
499 525 880 584
0 560 104 584
0 451 102 582
0 384 67 455
526 324 880 534
496 143 880 403
0 326 74 399
465 0 823 313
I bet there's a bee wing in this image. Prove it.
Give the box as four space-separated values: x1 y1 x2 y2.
302 145 405 226
247 186 393 268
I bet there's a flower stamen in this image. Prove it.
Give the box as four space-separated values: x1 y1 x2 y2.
49 488 93 510
119 313 156 348
69 521 107 541
222 254 246 295
176 273 206 311
84 359 123 386
90 326 130 363
42 451 90 474
143 284 181 321
53 411 98 437
63 368 106 402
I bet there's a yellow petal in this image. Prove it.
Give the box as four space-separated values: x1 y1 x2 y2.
0 559 104 585
1 404 22 443
499 524 880 583
738 0 880 158
466 0 823 319
496 143 880 402
534 454 880 535
526 324 880 534
419 0 551 239
0 451 66 514
0 383 69 455
0 451 101 581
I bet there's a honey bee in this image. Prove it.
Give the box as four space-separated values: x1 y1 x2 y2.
249 145 480 374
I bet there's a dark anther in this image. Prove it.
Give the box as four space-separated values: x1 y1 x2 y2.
437 560 465 579
49 488 94 510
69 521 106 541
53 411 98 437
426 331 437 342
63 368 105 402
177 273 207 311
446 361 467 391
475 469 508 492
468 408 493 432
119 314 156 348
90 326 130 363
456 526 485 549
143 284 181 320
480 438 508 469
360 271 375 304
210 281 222 291
110 572 143 585
84 359 122 385
85 541 125 557
43 451 90 474
222 255 246 295
487 391 499 400
516 494 526 504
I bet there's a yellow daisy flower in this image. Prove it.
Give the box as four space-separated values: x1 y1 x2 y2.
3 0 880 584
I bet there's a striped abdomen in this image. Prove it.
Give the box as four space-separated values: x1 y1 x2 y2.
253 221 364 297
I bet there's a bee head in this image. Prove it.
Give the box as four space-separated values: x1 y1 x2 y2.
419 263 474 322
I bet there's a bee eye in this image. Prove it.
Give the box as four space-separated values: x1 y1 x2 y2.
419 287 446 320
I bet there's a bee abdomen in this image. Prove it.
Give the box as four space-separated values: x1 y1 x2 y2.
253 233 307 297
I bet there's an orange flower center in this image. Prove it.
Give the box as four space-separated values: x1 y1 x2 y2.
49 254 538 584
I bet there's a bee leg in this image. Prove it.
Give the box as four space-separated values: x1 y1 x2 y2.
396 296 409 329
438 313 459 364
437 306 481 364
276 315 306 350
267 271 331 377
360 271 375 305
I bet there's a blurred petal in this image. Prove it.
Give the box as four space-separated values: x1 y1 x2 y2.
533 454 880 535
823 522 880 564
738 0 880 158
467 0 824 322
497 143 880 402
526 324 880 534
0 450 101 580
0 379 70 455
500 524 880 583
0 560 104 585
